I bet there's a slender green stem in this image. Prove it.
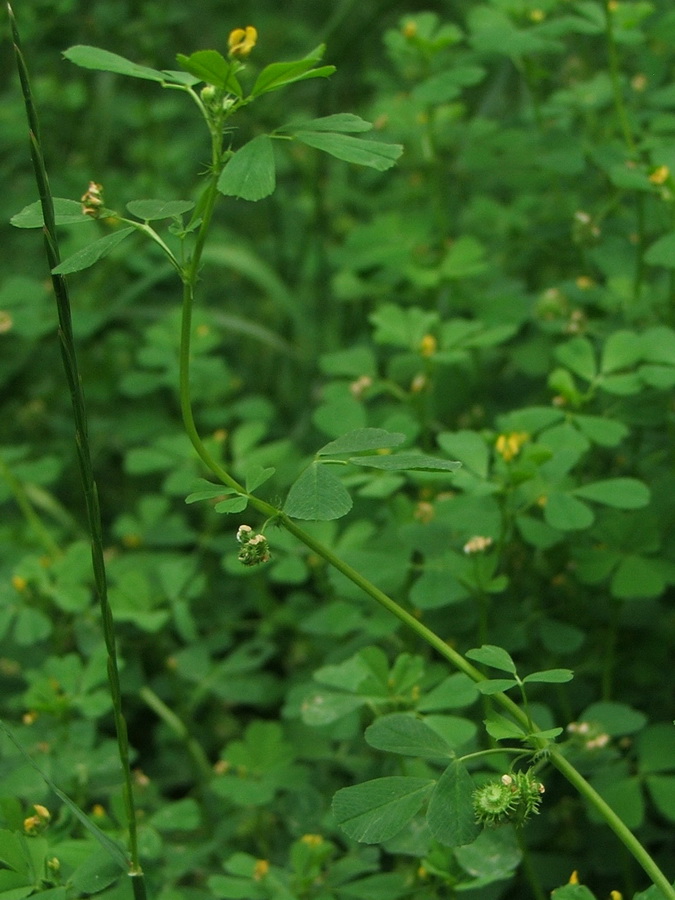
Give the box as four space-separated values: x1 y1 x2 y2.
549 749 675 900
604 0 636 156
0 456 61 557
459 748 526 765
139 687 213 784
8 5 145 893
119 219 182 274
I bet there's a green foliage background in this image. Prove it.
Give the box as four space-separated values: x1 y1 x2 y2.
1 1 674 899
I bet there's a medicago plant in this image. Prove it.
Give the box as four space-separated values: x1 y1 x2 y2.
5 4 675 900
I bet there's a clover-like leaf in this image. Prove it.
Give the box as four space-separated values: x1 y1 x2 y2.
333 777 434 843
218 135 276 202
126 200 194 221
283 462 352 520
317 428 405 456
466 645 517 674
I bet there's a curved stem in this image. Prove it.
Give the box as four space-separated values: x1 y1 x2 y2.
139 687 212 784
549 749 675 900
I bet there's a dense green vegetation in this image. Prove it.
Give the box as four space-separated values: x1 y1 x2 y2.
1 2 674 900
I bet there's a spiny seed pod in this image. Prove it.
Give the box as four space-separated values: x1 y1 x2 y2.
473 770 545 828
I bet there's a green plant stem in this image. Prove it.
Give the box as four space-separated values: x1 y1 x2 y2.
139 687 213 784
0 456 61 557
604 0 636 156
549 749 675 900
173 71 674 900
8 6 145 895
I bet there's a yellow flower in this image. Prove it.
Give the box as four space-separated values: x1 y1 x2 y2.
253 859 269 880
419 334 437 357
495 431 529 462
300 834 323 846
24 806 50 835
610 892 623 900
228 26 257 57
24 816 41 835
649 165 670 185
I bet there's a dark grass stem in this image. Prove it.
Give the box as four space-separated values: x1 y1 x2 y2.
7 5 146 897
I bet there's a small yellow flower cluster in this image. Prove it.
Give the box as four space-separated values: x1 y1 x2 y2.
228 26 257 58
300 834 323 846
24 804 51 835
495 432 529 462
253 859 269 880
575 275 594 289
419 334 437 357
649 165 670 185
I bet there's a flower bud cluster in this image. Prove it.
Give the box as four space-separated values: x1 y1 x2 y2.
236 525 271 567
81 181 104 217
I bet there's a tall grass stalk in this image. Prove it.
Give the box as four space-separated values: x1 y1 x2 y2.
7 5 146 897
